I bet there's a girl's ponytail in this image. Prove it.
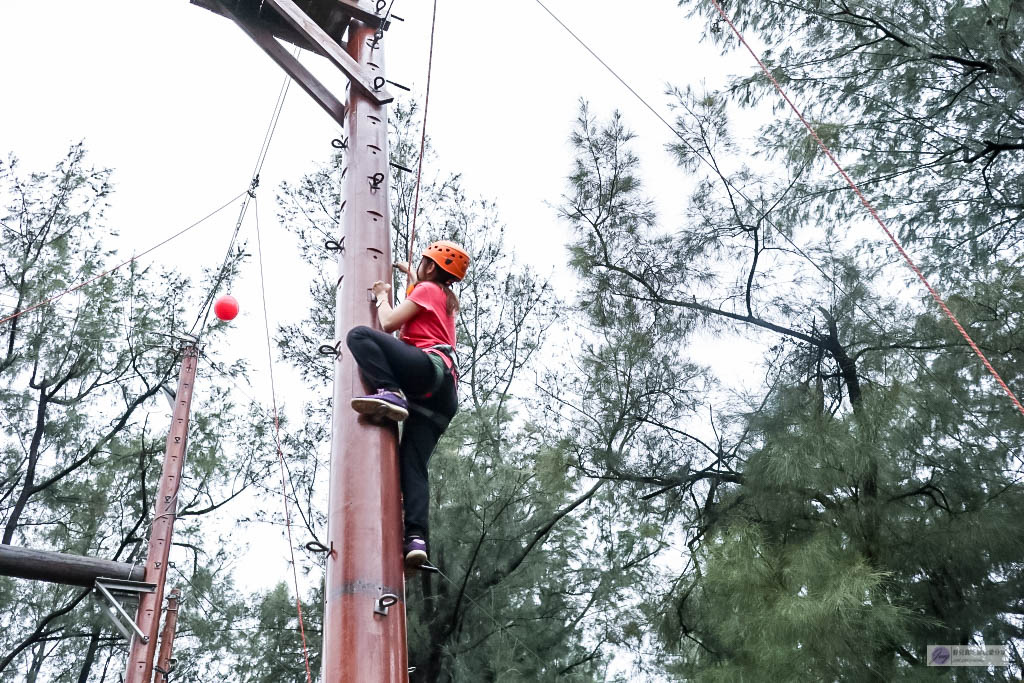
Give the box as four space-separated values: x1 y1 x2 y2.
442 279 459 315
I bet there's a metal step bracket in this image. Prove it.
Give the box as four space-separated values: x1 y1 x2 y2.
94 577 157 644
373 593 399 617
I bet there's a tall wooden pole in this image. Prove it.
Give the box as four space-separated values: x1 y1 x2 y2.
322 19 408 682
125 344 198 683
154 588 182 682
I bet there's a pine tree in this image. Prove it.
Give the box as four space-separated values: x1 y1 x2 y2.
0 146 284 680
559 89 1024 679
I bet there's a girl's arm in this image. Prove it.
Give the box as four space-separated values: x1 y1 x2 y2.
394 261 417 286
373 281 421 333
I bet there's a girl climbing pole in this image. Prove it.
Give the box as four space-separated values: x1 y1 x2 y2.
345 240 469 568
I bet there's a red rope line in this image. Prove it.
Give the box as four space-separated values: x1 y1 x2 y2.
253 198 314 682
0 191 246 328
705 0 1024 418
406 0 439 281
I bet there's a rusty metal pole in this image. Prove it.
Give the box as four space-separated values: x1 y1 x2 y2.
154 588 182 682
322 19 408 683
125 344 198 683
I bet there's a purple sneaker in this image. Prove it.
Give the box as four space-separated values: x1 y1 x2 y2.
351 389 409 422
403 536 428 567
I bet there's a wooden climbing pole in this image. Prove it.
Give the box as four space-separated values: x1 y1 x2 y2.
323 18 409 683
191 1 406 679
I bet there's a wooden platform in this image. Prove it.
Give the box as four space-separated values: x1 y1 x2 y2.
191 0 391 54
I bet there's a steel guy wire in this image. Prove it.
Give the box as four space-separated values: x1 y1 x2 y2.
253 195 314 682
703 0 1024 417
0 190 246 328
191 48 299 340
429 564 547 669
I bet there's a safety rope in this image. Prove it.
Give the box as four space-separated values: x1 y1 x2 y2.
192 56 297 338
406 0 439 280
0 191 246 328
253 196 314 682
704 0 1024 419
429 563 546 667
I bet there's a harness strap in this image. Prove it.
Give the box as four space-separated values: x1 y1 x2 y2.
407 401 452 432
414 353 447 399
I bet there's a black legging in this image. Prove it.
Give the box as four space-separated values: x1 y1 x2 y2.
346 326 458 540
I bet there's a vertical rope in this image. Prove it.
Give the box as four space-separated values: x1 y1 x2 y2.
704 0 1024 418
406 0 440 281
253 197 314 682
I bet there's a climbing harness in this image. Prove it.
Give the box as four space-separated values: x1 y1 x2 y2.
406 345 458 431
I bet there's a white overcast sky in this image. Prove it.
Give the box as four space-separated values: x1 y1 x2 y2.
0 0 750 300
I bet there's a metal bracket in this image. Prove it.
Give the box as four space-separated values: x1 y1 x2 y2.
93 577 157 643
304 540 331 555
263 0 395 104
153 660 177 676
318 341 343 358
374 593 399 616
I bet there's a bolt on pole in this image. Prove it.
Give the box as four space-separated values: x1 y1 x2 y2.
125 344 198 683
322 18 409 682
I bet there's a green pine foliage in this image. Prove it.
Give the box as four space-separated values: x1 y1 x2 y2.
560 54 1023 676
0 147 291 681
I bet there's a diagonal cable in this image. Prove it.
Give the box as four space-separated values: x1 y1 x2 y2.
0 191 246 328
191 51 298 338
533 0 1024 419
702 0 1024 418
253 195 314 682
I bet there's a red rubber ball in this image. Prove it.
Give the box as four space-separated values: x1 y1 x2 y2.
214 295 239 322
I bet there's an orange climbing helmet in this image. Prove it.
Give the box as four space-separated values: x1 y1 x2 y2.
423 240 470 281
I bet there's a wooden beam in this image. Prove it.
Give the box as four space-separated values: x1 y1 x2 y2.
264 0 395 104
328 0 390 29
213 0 348 128
0 545 145 587
191 0 328 55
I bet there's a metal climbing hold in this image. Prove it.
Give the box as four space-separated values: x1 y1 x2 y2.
304 540 331 554
374 593 399 616
318 341 343 358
